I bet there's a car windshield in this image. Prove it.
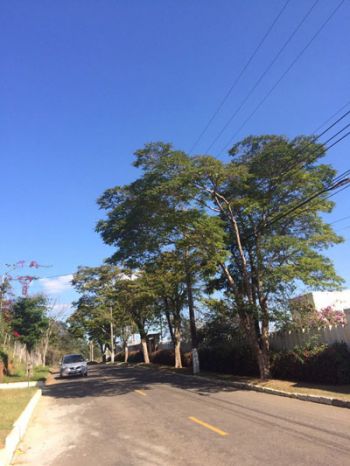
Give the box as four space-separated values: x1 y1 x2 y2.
62 355 84 364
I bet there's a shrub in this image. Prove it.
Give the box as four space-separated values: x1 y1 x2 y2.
182 351 192 368
198 344 259 376
127 350 144 363
149 349 192 368
270 350 304 381
150 349 175 366
0 350 9 374
116 351 125 362
271 342 350 384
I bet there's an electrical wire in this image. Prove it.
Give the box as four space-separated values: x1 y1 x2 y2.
268 122 350 187
330 215 350 225
313 101 350 134
251 111 350 190
188 0 291 154
251 171 350 238
204 0 321 154
219 0 346 155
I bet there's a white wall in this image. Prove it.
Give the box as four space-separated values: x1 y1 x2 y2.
311 290 350 311
270 309 350 351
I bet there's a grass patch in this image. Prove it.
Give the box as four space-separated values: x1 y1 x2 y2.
0 388 37 447
2 365 50 384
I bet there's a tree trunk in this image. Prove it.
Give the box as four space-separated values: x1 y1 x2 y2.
245 314 271 380
259 299 271 379
256 347 271 380
110 307 115 363
124 345 129 363
3 332 8 349
26 349 33 378
141 337 150 364
173 323 182 369
164 306 175 345
184 257 199 374
42 329 50 367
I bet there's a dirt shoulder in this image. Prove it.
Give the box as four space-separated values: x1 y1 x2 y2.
132 363 350 401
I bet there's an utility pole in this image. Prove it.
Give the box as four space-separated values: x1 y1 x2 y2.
110 305 115 363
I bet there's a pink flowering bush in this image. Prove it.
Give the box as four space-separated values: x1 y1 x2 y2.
291 304 346 329
318 306 346 326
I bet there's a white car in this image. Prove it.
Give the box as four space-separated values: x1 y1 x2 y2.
60 354 88 378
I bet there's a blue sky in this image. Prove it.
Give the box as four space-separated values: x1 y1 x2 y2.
1 0 350 310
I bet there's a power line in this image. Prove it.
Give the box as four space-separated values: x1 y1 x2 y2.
269 173 350 232
253 171 350 237
251 109 350 190
271 121 350 186
204 0 321 154
313 101 350 134
219 0 346 155
229 107 350 215
330 215 350 225
338 224 350 231
322 178 350 202
188 0 291 154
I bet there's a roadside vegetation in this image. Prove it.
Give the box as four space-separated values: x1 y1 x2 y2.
0 388 37 447
0 285 89 383
68 135 349 386
2 365 50 384
2 136 345 387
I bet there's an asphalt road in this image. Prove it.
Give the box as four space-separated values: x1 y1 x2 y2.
12 364 350 466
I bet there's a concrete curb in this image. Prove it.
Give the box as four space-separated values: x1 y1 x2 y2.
135 364 350 409
212 379 350 409
0 381 44 390
0 389 42 466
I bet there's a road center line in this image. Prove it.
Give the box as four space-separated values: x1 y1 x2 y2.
188 416 228 436
135 389 147 396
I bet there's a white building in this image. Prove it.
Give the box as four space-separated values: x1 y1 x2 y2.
291 290 350 313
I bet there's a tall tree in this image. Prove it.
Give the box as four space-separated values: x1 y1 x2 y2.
72 265 126 363
99 137 342 379
68 295 112 361
72 265 156 364
96 143 226 373
10 295 49 374
113 271 158 364
145 251 188 368
187 135 342 378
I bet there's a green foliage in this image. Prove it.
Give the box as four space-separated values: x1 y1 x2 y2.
71 265 136 352
198 345 258 376
10 295 49 353
150 349 192 367
96 136 344 378
197 299 240 347
3 364 50 383
0 350 9 373
46 321 89 365
271 342 350 384
124 350 144 363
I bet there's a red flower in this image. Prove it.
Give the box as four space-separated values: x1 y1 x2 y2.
13 330 20 338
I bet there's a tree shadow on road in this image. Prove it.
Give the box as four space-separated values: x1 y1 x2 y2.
44 364 241 400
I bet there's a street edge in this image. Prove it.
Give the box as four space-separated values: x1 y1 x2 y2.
135 363 350 409
0 381 44 390
0 388 42 466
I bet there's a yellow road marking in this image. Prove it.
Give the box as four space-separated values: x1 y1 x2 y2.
135 389 147 396
188 416 228 436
